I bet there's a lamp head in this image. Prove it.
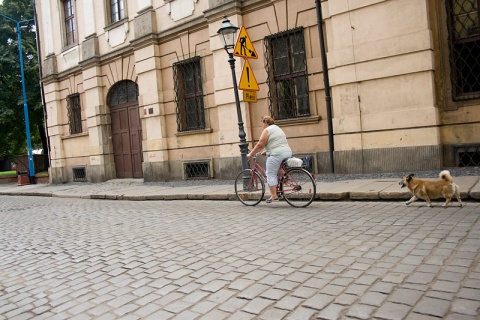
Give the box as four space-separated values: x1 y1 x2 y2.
217 16 239 52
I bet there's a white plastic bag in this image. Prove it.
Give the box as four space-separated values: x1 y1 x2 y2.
286 157 303 167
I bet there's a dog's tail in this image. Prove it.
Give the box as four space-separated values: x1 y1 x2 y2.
439 170 453 182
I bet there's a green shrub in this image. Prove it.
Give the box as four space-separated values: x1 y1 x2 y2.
0 171 16 177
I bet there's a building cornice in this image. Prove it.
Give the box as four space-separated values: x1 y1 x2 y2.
78 56 102 69
42 0 272 85
42 64 82 84
203 1 243 20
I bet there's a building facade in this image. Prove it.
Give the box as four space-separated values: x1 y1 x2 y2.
36 0 480 183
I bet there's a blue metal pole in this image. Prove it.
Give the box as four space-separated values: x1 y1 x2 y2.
16 20 36 183
0 13 36 183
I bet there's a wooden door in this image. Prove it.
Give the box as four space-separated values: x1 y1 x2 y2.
111 102 143 178
128 104 143 178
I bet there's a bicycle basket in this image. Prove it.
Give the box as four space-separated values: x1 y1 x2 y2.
286 157 303 167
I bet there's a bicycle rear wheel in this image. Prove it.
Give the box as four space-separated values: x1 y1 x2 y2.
282 168 316 207
234 169 265 206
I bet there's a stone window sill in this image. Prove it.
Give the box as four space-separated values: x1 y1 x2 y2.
176 128 213 136
104 17 129 32
61 132 88 140
275 115 321 127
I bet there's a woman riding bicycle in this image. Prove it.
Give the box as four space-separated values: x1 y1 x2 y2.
247 116 292 203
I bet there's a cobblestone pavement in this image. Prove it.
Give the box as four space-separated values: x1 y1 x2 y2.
0 196 479 320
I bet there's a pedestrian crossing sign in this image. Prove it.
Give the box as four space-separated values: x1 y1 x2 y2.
233 26 258 59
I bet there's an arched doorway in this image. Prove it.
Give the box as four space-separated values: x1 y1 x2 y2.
107 80 143 178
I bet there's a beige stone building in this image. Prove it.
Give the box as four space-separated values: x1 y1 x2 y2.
36 0 480 183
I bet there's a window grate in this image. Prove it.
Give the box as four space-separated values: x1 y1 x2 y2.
174 56 206 132
66 93 82 134
184 162 210 179
107 80 138 107
265 27 310 120
72 167 87 182
455 145 480 166
446 0 480 100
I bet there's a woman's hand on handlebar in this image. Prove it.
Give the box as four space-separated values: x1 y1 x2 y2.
247 151 263 159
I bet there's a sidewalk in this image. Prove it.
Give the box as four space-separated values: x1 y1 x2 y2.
1 175 479 202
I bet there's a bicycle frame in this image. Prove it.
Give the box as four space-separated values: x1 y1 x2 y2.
249 153 305 196
236 153 316 207
247 155 267 191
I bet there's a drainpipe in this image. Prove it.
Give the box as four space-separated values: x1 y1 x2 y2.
247 102 255 151
33 0 51 169
315 0 334 173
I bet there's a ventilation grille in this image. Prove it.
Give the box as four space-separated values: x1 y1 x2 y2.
455 145 480 167
72 167 87 182
184 161 211 179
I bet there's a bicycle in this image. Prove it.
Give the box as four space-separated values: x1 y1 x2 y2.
234 153 317 207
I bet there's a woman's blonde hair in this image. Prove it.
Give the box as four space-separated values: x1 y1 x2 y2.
262 116 275 125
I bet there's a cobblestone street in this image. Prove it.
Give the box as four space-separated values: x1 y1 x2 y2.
0 196 479 319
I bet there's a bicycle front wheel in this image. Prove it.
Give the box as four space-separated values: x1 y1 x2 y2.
282 168 316 207
234 169 265 206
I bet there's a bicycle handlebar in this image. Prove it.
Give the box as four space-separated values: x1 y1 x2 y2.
251 152 265 160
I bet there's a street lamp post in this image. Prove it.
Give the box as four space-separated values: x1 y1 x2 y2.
217 16 249 172
0 13 36 184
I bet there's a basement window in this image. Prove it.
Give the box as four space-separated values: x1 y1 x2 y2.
184 161 210 179
456 145 480 166
72 166 87 182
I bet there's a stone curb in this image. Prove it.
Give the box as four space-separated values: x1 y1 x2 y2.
1 177 479 203
1 190 479 203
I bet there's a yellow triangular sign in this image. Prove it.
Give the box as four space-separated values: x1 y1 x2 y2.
234 26 258 59
239 59 259 91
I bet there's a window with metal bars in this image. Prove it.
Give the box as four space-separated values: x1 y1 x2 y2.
72 167 87 182
110 0 125 24
66 93 82 134
265 27 310 120
184 162 210 179
446 0 480 100
63 0 76 46
173 56 206 132
455 144 480 166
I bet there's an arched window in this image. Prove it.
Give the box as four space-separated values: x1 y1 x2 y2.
107 80 138 107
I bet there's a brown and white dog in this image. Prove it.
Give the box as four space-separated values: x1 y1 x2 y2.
399 170 464 207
